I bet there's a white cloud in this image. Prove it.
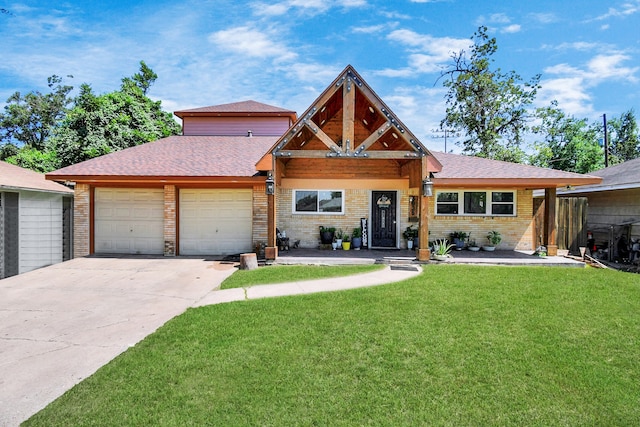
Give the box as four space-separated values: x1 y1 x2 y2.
476 13 522 34
250 0 366 16
352 23 397 34
590 1 640 21
541 41 606 51
586 54 639 82
536 77 593 117
488 13 511 24
538 52 639 117
208 26 297 62
381 86 455 152
377 29 468 77
502 24 521 33
529 12 558 24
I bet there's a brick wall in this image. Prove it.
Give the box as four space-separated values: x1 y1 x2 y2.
73 183 90 257
253 185 268 248
427 189 534 250
163 185 176 256
275 187 534 250
276 188 416 248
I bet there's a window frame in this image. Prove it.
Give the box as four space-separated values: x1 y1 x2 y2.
435 190 516 217
292 189 345 215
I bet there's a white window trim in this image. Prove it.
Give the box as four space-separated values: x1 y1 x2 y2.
292 189 345 215
435 190 516 217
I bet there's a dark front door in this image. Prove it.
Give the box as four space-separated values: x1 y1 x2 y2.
371 191 397 248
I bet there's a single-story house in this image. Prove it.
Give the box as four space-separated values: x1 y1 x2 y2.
554 157 640 258
1 161 74 278
46 65 601 261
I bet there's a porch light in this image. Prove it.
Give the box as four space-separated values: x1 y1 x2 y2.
265 174 275 195
422 178 433 197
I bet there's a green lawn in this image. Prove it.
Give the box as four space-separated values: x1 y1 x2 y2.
25 266 640 426
220 264 384 289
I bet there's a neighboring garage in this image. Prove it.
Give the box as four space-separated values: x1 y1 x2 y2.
94 188 164 254
179 189 253 255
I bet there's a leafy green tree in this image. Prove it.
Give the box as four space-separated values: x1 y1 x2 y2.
530 102 604 173
4 147 59 173
607 109 639 164
0 75 73 150
50 62 181 168
440 26 540 162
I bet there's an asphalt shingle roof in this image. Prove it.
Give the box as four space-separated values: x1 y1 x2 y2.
432 151 601 180
174 100 296 118
46 136 278 179
1 161 73 194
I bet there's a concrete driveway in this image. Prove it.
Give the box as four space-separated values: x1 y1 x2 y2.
0 256 236 426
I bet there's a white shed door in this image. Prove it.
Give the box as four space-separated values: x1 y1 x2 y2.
94 188 164 254
180 189 252 256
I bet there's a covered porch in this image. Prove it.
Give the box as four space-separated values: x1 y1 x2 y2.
272 247 586 268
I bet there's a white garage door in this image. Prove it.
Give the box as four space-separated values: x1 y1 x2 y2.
94 188 164 254
180 189 253 256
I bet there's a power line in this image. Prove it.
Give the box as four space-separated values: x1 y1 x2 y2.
430 128 460 152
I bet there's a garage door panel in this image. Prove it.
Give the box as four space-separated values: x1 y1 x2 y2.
179 189 252 256
95 188 164 255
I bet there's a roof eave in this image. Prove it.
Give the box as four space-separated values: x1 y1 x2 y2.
46 175 266 185
434 177 603 188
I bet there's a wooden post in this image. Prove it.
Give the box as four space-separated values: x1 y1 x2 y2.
342 76 355 154
544 187 558 256
417 157 431 261
265 192 278 260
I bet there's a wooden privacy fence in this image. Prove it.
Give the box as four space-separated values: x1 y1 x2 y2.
534 197 588 255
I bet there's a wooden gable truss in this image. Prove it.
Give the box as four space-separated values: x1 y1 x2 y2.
266 66 439 261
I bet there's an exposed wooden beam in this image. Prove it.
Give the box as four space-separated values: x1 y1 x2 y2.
273 150 423 159
303 119 341 151
354 121 392 154
342 76 355 153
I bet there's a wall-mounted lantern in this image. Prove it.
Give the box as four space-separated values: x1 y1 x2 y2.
265 174 275 195
422 177 433 197
264 174 276 196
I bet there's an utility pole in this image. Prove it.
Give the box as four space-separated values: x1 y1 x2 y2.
603 114 609 167
431 128 460 152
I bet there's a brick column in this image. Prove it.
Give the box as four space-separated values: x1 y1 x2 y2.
74 183 91 257
163 185 176 256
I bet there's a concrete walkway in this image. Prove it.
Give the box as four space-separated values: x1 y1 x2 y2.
0 257 419 426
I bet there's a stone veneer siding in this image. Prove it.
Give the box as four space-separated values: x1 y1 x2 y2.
73 183 91 257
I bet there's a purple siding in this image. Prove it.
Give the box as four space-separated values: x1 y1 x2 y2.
183 117 291 136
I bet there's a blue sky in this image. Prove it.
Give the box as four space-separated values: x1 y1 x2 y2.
1 0 638 152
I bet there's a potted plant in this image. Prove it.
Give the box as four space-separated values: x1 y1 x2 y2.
335 228 344 247
432 239 454 261
319 226 335 245
342 234 351 250
468 239 480 252
351 227 363 250
331 237 338 250
483 230 501 251
450 231 468 250
403 225 418 249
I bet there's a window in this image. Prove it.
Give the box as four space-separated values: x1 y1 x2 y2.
436 192 459 214
464 192 486 214
436 191 515 216
294 190 344 214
